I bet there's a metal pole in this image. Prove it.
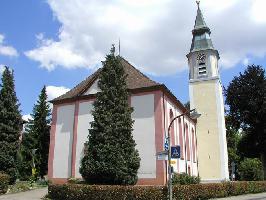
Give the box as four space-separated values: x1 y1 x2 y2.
167 134 172 200
167 109 197 200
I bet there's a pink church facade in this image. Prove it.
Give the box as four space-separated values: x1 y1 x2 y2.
48 58 198 185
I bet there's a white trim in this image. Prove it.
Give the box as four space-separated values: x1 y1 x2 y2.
189 76 219 83
215 80 229 180
189 84 194 109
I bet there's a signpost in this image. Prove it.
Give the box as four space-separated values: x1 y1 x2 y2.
164 140 169 151
171 146 180 159
156 150 168 161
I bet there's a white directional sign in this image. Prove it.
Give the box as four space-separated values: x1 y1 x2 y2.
156 150 168 160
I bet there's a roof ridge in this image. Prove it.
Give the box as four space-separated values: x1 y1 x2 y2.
119 56 160 85
51 56 161 103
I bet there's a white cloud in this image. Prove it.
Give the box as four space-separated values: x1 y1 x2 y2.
25 0 266 75
251 0 266 23
243 58 249 66
0 34 18 57
46 85 70 100
22 114 33 122
0 65 5 74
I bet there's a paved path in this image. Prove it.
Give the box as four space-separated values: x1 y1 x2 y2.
0 188 47 200
213 192 266 200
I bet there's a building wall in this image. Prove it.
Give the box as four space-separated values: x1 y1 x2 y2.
164 97 198 177
131 94 156 178
75 101 94 178
48 90 166 185
189 79 229 181
52 104 75 178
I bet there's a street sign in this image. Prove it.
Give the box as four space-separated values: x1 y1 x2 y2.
156 150 168 160
170 160 176 164
171 146 180 159
164 139 169 150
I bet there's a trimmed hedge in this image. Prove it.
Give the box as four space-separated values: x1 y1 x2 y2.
49 181 266 200
172 173 200 185
0 173 10 194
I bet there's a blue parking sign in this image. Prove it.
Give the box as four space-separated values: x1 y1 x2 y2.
171 146 180 159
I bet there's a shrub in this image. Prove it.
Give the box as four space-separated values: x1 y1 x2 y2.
239 158 264 181
49 184 167 200
172 173 200 185
0 173 10 194
67 178 84 184
48 181 266 200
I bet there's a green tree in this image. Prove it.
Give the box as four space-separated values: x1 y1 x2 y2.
238 158 264 181
0 67 22 183
225 115 241 179
20 86 51 179
225 65 266 179
80 46 140 185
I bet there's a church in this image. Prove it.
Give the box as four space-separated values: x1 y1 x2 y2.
48 3 229 185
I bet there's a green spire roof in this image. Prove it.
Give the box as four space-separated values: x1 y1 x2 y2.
190 1 215 52
194 2 209 31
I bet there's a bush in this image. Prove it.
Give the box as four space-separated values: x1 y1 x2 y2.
49 184 167 200
48 181 266 200
0 173 10 194
172 173 200 185
239 158 264 181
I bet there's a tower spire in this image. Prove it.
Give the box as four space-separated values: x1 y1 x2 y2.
194 1 209 32
189 2 215 53
196 1 200 8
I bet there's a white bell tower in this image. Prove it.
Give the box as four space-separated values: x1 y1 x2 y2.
187 1 229 182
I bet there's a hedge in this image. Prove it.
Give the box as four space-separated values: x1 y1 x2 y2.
48 181 266 200
0 173 10 194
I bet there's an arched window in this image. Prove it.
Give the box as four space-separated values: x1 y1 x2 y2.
169 109 174 145
178 118 184 159
185 123 190 161
192 128 196 162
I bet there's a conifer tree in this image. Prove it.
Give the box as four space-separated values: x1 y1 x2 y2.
0 66 22 183
80 46 140 185
21 86 51 178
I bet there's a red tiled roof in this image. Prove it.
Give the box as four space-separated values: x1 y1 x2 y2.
51 57 161 102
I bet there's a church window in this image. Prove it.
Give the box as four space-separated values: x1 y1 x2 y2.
197 53 207 76
185 123 191 161
192 128 196 162
169 109 175 145
178 118 184 159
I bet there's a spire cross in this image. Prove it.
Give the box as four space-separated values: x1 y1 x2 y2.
196 1 200 8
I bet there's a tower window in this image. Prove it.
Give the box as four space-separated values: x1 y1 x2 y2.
197 53 207 76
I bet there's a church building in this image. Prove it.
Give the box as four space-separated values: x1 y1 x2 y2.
48 2 229 185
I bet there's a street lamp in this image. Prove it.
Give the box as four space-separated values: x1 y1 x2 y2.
167 109 201 200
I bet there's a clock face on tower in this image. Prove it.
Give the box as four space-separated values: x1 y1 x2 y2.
197 53 206 62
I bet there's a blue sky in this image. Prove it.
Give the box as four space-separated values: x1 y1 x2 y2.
0 0 265 119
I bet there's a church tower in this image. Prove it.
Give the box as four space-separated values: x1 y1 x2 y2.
187 2 229 181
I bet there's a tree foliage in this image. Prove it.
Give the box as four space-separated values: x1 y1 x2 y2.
80 47 140 185
0 67 22 183
225 65 266 178
19 86 51 179
238 158 264 181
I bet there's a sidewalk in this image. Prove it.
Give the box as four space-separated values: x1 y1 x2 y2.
0 187 47 200
212 192 266 200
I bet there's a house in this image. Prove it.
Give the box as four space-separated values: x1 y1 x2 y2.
48 57 198 185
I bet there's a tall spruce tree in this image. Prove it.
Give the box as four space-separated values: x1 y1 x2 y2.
80 46 140 185
21 86 51 178
0 67 22 183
